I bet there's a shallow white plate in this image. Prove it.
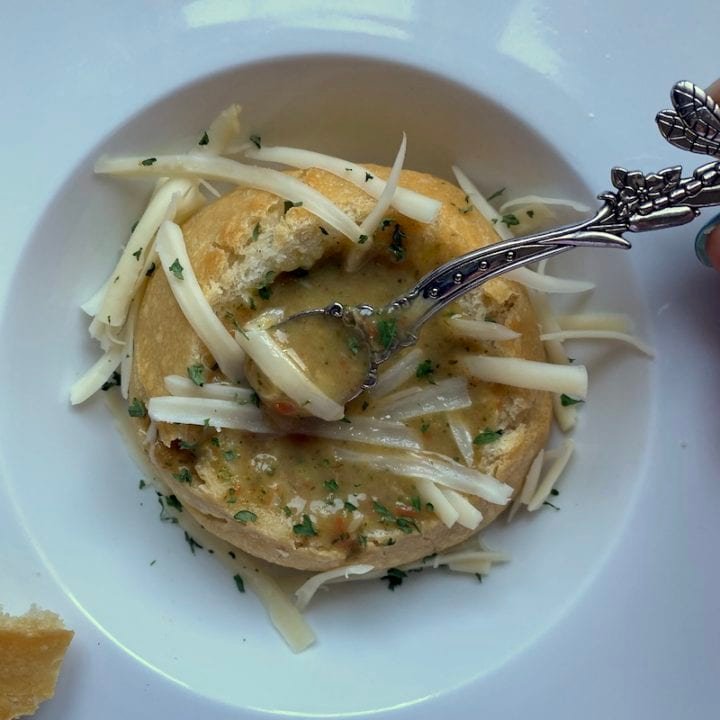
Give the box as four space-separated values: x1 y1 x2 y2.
2 3 719 718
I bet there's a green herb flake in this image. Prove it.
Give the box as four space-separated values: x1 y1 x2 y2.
347 335 360 356
128 398 147 418
282 505 292 517
210 436 220 447
543 501 561 511
179 440 197 452
250 392 261 408
169 258 184 280
223 449 237 461
319 225 328 235
460 205 473 214
101 370 121 392
560 394 584 407
365 172 374 182
184 531 203 555
249 134 262 149
358 234 369 244
425 502 434 511
131 220 139 233
251 222 261 242
389 224 406 261
361 400 369 412
258 285 272 300
165 494 182 511
173 467 192 484
283 200 303 214
203 418 211 428
501 213 519 228
377 317 397 350
381 218 393 230
140 157 157 166
198 131 209 146
340 416 352 424
415 359 434 379
420 421 431 433
373 500 394 522
234 509 258 524
473 428 504 445
187 363 205 387
323 479 339 492
487 187 506 202
132 247 143 261
145 262 156 277
381 567 407 591
550 488 560 496
293 514 317 536
358 534 368 547
527 209 535 218
410 495 422 512
138 479 146 490
395 517 419 534
344 501 357 512
150 560 156 566
233 574 246 593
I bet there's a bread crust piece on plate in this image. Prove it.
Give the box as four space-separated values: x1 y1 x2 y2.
132 164 552 571
0 606 74 720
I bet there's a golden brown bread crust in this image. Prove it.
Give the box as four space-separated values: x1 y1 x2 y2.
132 165 552 571
0 606 73 720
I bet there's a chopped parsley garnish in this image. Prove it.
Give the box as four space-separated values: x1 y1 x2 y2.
420 420 431 433
500 213 519 228
293 514 317 536
223 449 237 461
323 479 339 492
319 225 328 235
283 200 303 214
101 370 121 391
347 335 360 356
543 501 560 511
365 172 373 182
361 400 369 411
358 234 369 244
145 262 156 277
381 567 407 591
487 187 506 202
460 204 473 214
249 134 262 149
234 509 257 524
179 440 197 452
233 574 246 593
380 218 393 230
173 467 192 484
340 416 352 424
198 131 209 146
395 517 419 534
377 317 397 350
165 494 182 511
140 157 157 166
527 209 535 218
551 488 560 496
203 418 211 428
282 505 292 517
425 502 434 511
132 247 142 261
473 428 504 445
415 359 434 379
184 531 203 555
258 285 272 300
128 398 147 417
251 222 260 242
210 436 220 447
187 363 205 386
344 501 357 512
560 394 584 407
389 224 406 261
138 479 146 490
250 392 261 408
169 258 184 280
410 495 422 512
131 220 139 233
373 500 394 521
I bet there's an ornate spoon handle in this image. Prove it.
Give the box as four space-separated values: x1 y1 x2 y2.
373 80 720 353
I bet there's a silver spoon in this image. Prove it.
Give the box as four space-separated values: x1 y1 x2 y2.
247 80 720 413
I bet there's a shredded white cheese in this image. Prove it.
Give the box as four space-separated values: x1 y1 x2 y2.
234 327 344 422
445 315 520 342
540 330 655 357
294 565 374 611
507 448 544 522
556 312 633 333
244 145 440 223
498 195 591 215
414 477 459 528
70 342 125 405
440 488 483 529
155 221 246 382
95 154 368 244
369 348 423 398
446 412 475 466
460 355 588 398
147 396 275 433
284 416 421 450
164 375 255 402
527 439 575 511
372 377 471 421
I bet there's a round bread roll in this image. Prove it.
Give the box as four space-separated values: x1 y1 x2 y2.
132 164 552 571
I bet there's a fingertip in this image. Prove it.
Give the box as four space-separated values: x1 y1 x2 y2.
707 225 720 271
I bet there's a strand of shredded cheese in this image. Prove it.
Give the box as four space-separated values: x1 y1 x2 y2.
540 330 655 357
527 439 575 511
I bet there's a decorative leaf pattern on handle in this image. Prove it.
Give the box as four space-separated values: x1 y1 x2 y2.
656 81 720 155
